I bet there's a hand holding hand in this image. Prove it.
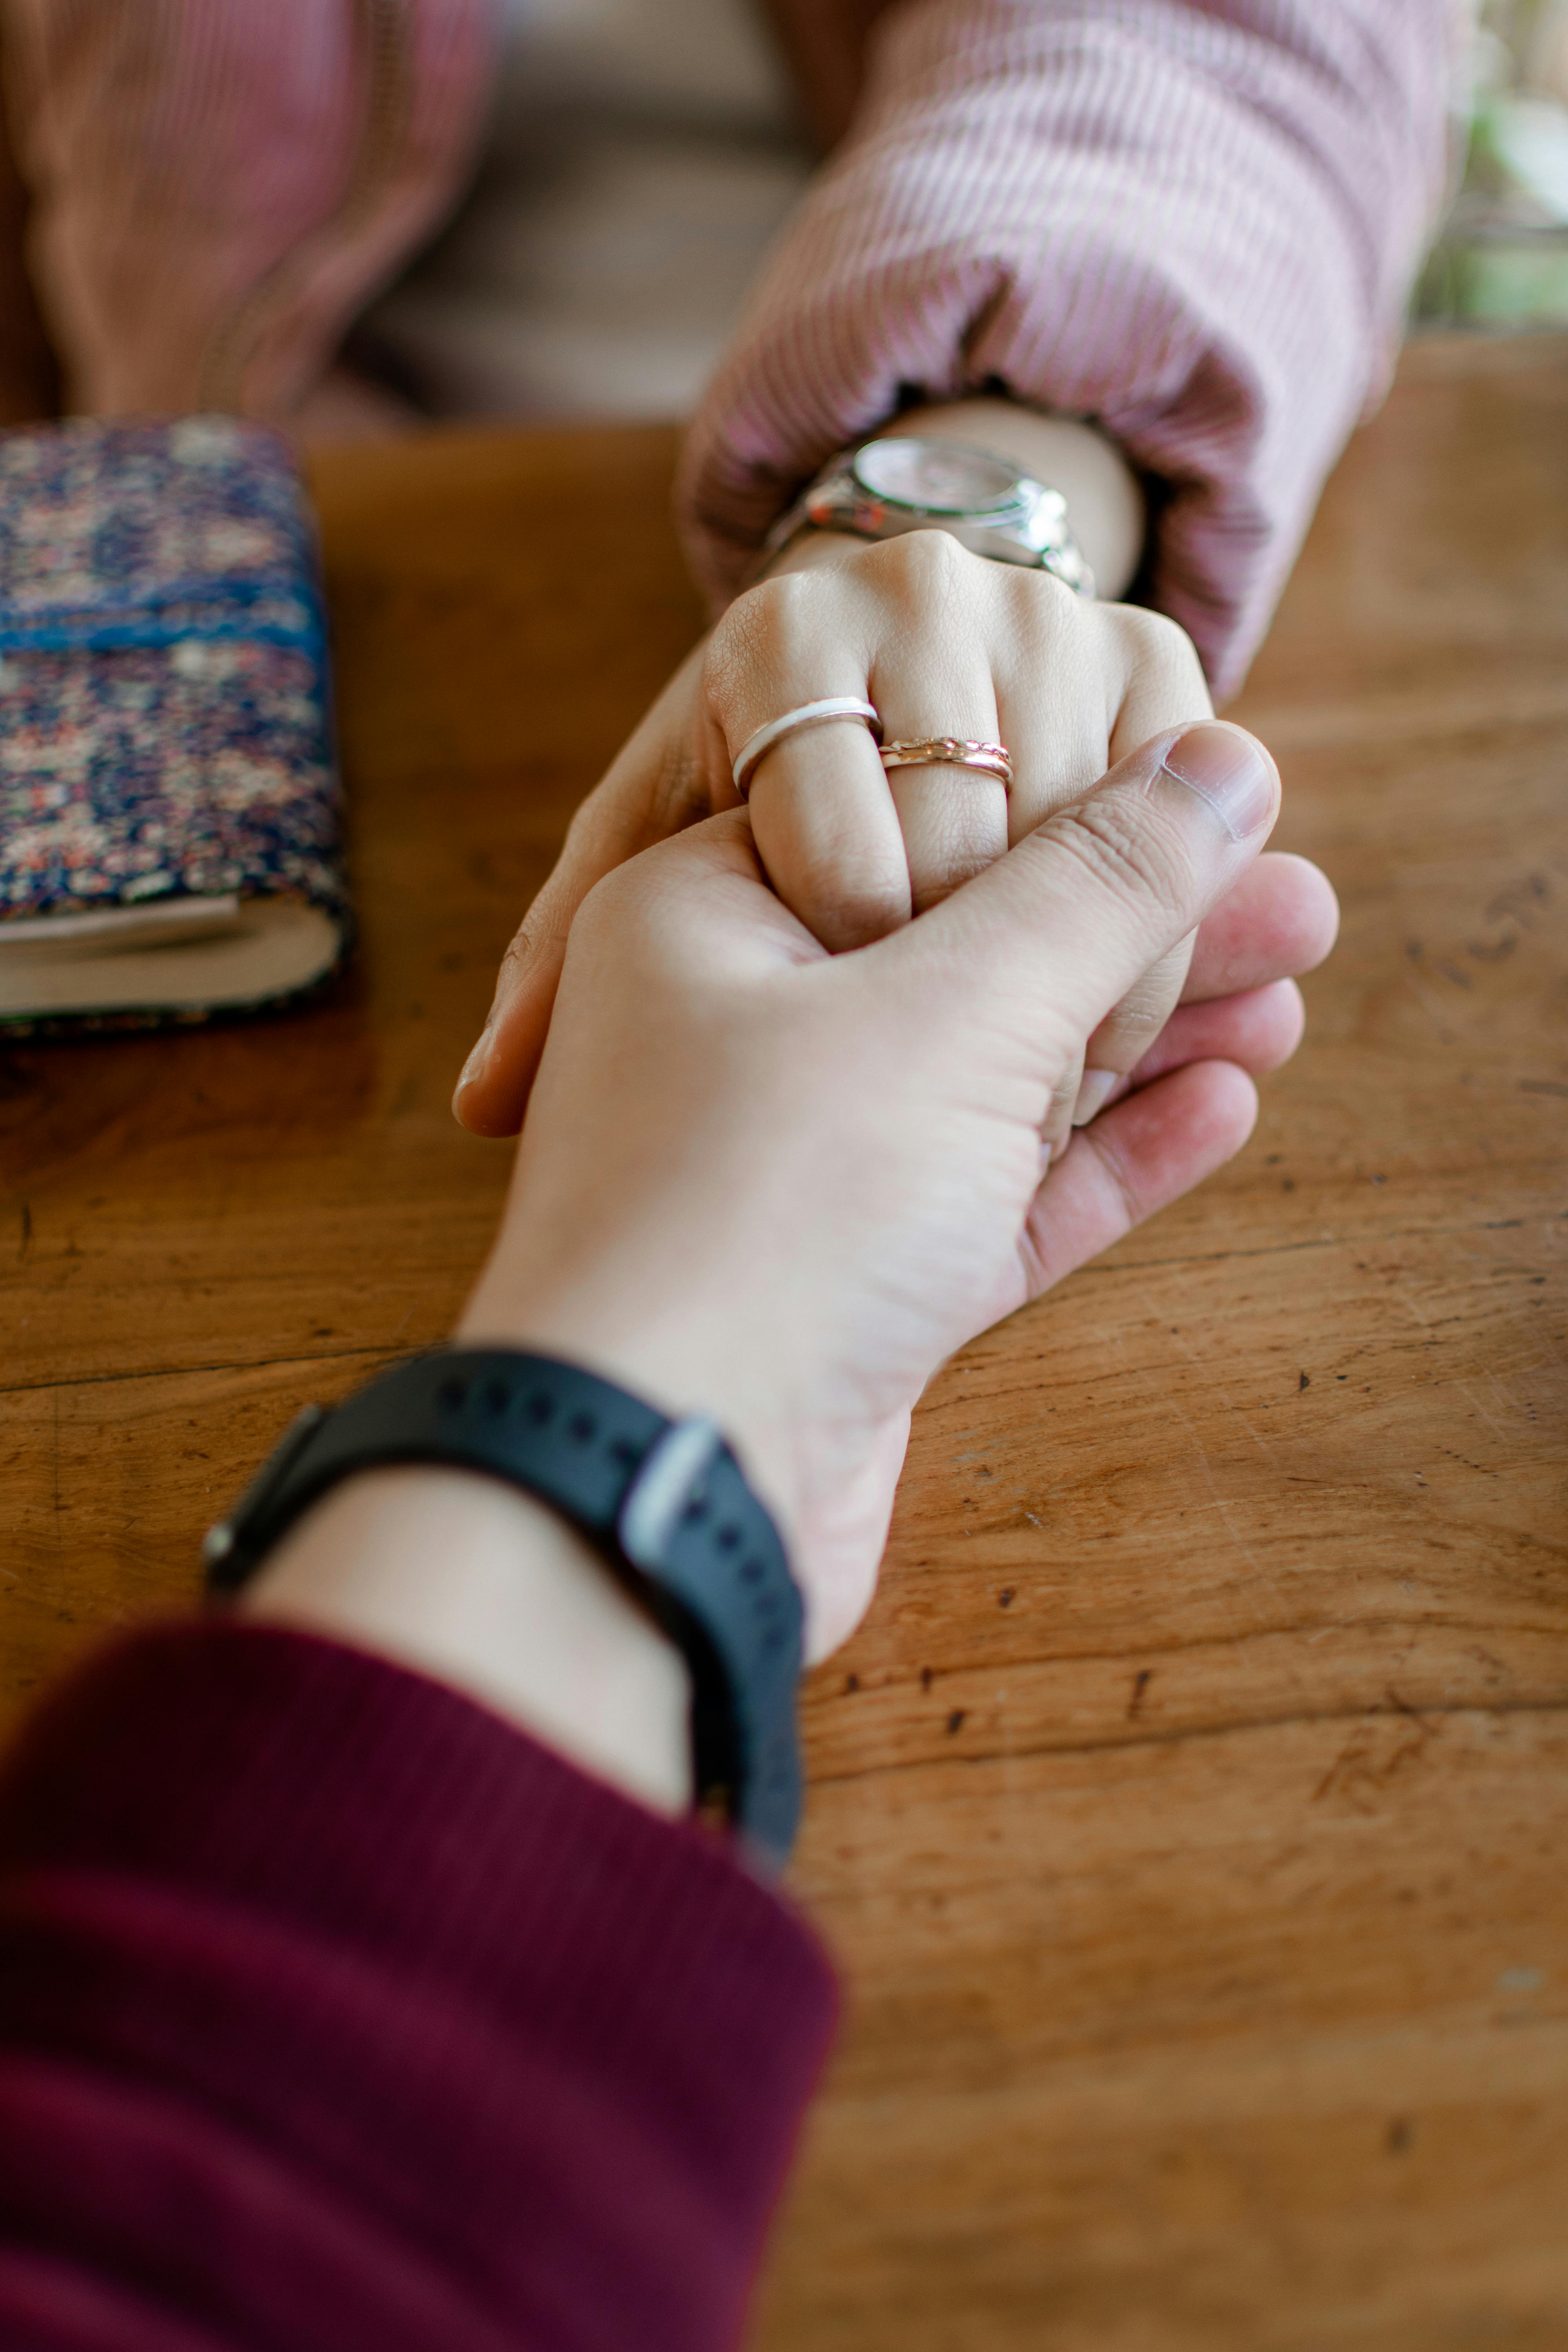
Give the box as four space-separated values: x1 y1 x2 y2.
458 719 1322 1662
455 527 1230 1154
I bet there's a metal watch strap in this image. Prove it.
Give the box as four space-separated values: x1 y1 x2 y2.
203 1349 804 1868
760 438 1094 598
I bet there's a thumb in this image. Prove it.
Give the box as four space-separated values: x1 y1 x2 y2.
884 720 1280 1056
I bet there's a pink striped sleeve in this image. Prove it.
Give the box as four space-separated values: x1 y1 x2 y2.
679 0 1456 697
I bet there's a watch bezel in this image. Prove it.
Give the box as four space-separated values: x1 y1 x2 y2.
759 435 1095 600
848 436 1029 520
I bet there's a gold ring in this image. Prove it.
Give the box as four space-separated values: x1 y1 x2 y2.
879 737 1013 789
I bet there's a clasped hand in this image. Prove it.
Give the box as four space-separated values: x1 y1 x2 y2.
454 524 1336 1164
458 664 1337 1659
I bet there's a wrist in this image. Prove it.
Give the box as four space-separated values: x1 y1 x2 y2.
455 1267 803 1546
241 1466 694 1815
768 399 1145 603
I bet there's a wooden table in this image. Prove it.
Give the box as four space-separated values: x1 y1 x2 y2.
4 333 1566 2347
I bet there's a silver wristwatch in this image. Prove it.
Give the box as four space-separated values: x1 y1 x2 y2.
761 436 1095 598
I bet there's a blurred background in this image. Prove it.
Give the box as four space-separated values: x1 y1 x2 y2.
1420 0 1568 325
351 0 815 425
338 0 1568 437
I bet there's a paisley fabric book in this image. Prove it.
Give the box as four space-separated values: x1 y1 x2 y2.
0 416 347 1032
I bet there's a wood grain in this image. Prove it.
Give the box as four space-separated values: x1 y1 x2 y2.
3 338 1567 2344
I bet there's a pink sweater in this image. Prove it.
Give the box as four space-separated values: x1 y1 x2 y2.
1 0 1453 693
681 0 1457 694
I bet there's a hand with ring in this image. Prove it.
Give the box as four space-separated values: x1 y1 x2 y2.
454 426 1338 1149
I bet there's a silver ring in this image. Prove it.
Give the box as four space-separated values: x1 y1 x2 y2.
731 696 882 800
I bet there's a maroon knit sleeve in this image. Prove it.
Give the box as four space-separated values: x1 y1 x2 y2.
0 1621 837 2352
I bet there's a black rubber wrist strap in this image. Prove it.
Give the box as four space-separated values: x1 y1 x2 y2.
203 1349 804 1869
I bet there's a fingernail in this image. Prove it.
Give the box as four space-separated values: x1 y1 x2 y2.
1071 1067 1119 1127
1161 723 1276 842
456 1022 494 1097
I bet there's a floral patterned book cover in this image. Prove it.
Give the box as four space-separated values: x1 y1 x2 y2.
0 416 348 1033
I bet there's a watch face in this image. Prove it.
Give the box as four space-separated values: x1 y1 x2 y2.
852 437 1023 515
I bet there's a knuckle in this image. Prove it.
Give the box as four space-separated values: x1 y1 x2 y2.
1115 603 1206 689
1016 572 1101 685
864 525 977 607
884 524 970 579
1115 603 1183 655
704 569 821 696
994 559 1075 647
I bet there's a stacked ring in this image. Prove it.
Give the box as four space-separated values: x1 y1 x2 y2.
880 737 1013 789
731 696 882 800
731 703 1015 799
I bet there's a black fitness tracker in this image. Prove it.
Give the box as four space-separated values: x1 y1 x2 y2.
203 1348 805 1869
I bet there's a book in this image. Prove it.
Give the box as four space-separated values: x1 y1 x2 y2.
0 416 348 1032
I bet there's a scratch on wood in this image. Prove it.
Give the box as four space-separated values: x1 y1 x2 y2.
1312 1689 1439 1810
1129 1668 1154 1720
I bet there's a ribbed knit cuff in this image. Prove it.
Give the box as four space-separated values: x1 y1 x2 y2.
0 1612 836 2101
